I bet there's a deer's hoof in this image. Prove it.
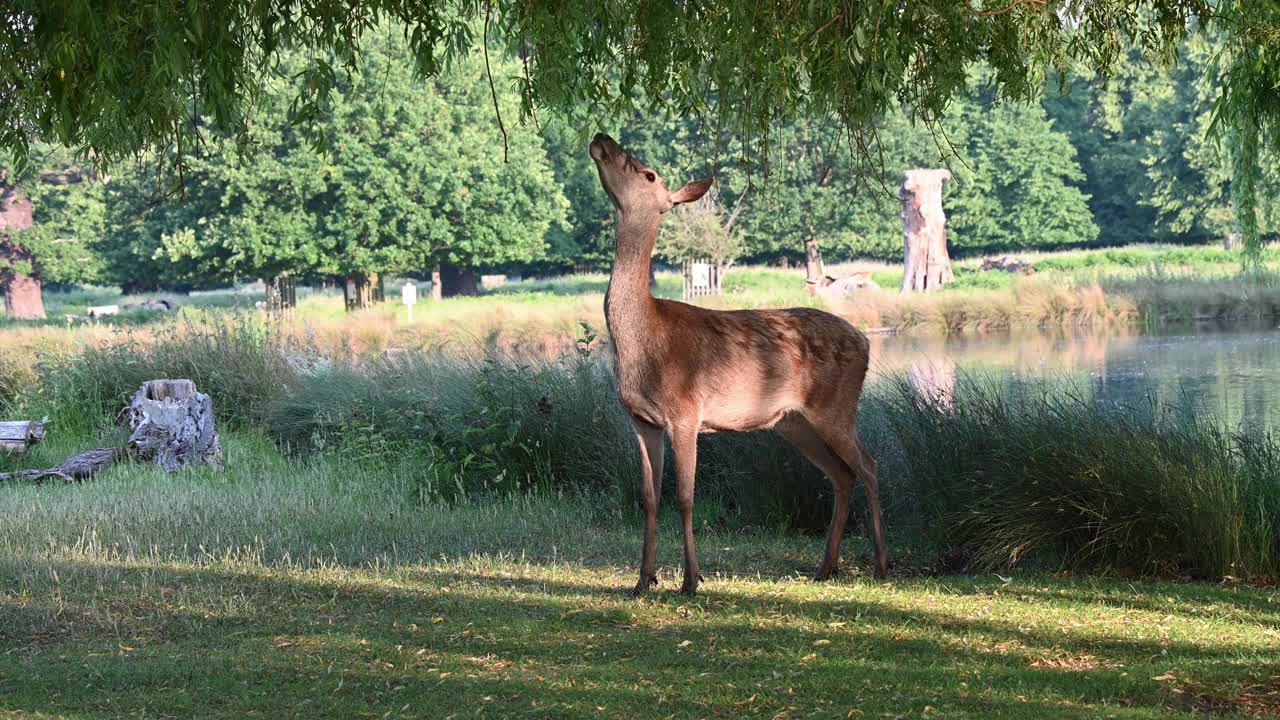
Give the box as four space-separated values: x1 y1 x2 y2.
628 574 658 597
678 573 704 596
812 565 839 582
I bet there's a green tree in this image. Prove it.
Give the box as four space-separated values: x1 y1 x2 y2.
318 40 565 299
949 96 1098 251
139 29 565 305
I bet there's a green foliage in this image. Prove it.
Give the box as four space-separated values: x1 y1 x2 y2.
2 146 106 286
726 91 1097 262
949 96 1099 250
106 28 567 286
0 0 1210 181
654 187 745 269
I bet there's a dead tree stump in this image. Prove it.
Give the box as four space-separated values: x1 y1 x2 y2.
900 169 954 293
0 379 222 484
804 238 825 283
125 380 223 471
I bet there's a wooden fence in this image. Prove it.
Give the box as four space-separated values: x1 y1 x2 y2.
682 258 722 300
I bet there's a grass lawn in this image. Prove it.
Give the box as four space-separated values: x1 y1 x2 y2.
2 436 1277 719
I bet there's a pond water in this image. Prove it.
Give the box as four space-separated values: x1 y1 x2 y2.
871 323 1280 429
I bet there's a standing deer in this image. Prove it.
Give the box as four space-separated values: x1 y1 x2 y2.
589 132 887 596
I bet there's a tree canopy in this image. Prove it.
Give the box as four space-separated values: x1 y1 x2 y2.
0 1 1232 174
106 28 565 294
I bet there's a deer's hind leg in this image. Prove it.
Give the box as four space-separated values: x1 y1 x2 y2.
810 417 887 580
776 414 855 581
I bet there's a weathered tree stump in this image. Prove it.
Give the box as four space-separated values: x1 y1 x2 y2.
900 169 954 293
125 380 223 471
1 173 44 320
803 237 825 283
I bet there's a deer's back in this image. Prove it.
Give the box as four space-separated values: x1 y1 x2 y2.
611 300 870 431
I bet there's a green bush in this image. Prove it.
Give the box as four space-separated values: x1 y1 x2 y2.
884 375 1280 579
265 346 641 504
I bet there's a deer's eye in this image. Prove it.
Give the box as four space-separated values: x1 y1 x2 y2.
644 171 656 183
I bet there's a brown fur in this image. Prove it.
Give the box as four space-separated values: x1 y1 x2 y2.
589 133 887 595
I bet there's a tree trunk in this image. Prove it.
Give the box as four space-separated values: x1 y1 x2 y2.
900 169 954 293
804 237 824 283
431 264 443 301
0 177 44 320
263 274 297 314
440 263 478 297
648 263 657 290
125 379 223 472
344 272 382 311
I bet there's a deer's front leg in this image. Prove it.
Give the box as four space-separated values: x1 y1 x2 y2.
669 423 702 595
630 418 665 597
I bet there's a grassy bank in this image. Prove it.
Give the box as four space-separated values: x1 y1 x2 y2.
5 319 1279 580
2 448 1278 718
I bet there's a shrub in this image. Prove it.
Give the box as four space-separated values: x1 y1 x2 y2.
265 345 641 503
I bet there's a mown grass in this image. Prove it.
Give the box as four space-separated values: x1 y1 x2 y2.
1 444 1278 719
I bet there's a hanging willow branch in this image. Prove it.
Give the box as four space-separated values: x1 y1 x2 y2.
483 0 509 163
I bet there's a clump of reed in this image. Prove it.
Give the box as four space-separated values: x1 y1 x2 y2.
883 375 1280 579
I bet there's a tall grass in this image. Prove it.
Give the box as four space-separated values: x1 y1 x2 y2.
884 377 1280 579
22 316 299 434
266 349 640 502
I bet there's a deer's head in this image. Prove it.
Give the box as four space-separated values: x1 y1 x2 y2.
590 133 711 216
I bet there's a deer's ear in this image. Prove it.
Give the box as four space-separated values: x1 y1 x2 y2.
670 178 712 205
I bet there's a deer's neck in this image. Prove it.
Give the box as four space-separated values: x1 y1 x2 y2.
605 211 661 349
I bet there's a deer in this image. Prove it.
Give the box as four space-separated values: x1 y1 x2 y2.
588 132 887 596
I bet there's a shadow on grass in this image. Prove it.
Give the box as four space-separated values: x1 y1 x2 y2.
1 559 1275 718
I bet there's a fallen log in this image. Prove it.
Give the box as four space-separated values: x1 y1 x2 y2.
806 272 881 298
0 420 44 453
0 448 119 483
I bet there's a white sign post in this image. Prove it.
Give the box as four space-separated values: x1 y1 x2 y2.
401 281 418 322
691 262 711 289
